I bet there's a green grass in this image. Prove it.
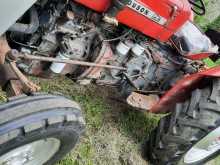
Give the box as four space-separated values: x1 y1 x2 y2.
206 155 220 165
32 77 110 164
193 0 220 31
0 91 7 103
196 15 220 31
194 0 209 30
207 16 220 30
194 0 210 29
30 77 160 165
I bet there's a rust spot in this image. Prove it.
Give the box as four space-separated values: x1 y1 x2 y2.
0 36 10 64
127 92 159 111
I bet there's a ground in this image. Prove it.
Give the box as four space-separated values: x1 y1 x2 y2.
0 2 219 165
32 77 159 165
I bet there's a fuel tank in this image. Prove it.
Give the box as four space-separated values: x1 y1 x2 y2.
74 0 111 12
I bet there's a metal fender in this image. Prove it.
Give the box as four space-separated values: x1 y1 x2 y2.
150 66 220 113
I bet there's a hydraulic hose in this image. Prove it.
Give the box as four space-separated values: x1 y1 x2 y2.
8 7 39 34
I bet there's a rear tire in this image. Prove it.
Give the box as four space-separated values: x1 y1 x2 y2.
147 79 220 165
0 93 85 165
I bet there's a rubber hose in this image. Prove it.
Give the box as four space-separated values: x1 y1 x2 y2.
8 7 39 34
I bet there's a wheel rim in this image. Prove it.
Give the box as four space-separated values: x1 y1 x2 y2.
0 138 60 165
183 127 220 164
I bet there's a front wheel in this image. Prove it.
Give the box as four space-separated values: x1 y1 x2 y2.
147 79 220 165
0 93 85 165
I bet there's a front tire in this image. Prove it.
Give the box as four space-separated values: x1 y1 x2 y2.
0 93 85 165
147 79 220 165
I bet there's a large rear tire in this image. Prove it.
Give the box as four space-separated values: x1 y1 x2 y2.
147 79 220 165
0 93 85 165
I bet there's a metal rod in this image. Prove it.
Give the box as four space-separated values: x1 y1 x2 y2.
9 61 41 93
11 51 127 71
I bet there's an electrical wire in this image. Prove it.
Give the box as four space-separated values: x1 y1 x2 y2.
10 33 38 49
103 29 133 42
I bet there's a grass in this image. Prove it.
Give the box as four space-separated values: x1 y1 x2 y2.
194 0 210 29
0 91 7 103
30 77 160 165
207 16 220 30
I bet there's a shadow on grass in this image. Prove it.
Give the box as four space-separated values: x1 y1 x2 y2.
116 108 160 143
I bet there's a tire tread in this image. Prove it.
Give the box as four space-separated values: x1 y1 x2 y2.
147 79 220 165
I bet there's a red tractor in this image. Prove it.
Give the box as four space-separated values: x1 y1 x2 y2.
0 0 219 164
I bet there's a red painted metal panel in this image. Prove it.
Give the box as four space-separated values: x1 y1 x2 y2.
199 66 220 77
116 8 173 42
150 74 203 113
74 0 111 12
74 0 192 41
150 66 220 113
116 0 192 42
186 52 215 60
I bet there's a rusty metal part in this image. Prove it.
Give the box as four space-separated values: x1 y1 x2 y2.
78 42 114 82
0 36 10 64
127 92 159 111
0 38 40 94
10 50 126 71
8 61 41 93
6 51 41 93
0 36 23 98
0 64 18 89
5 80 23 97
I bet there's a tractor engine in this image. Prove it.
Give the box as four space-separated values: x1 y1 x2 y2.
7 0 191 97
98 39 185 96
